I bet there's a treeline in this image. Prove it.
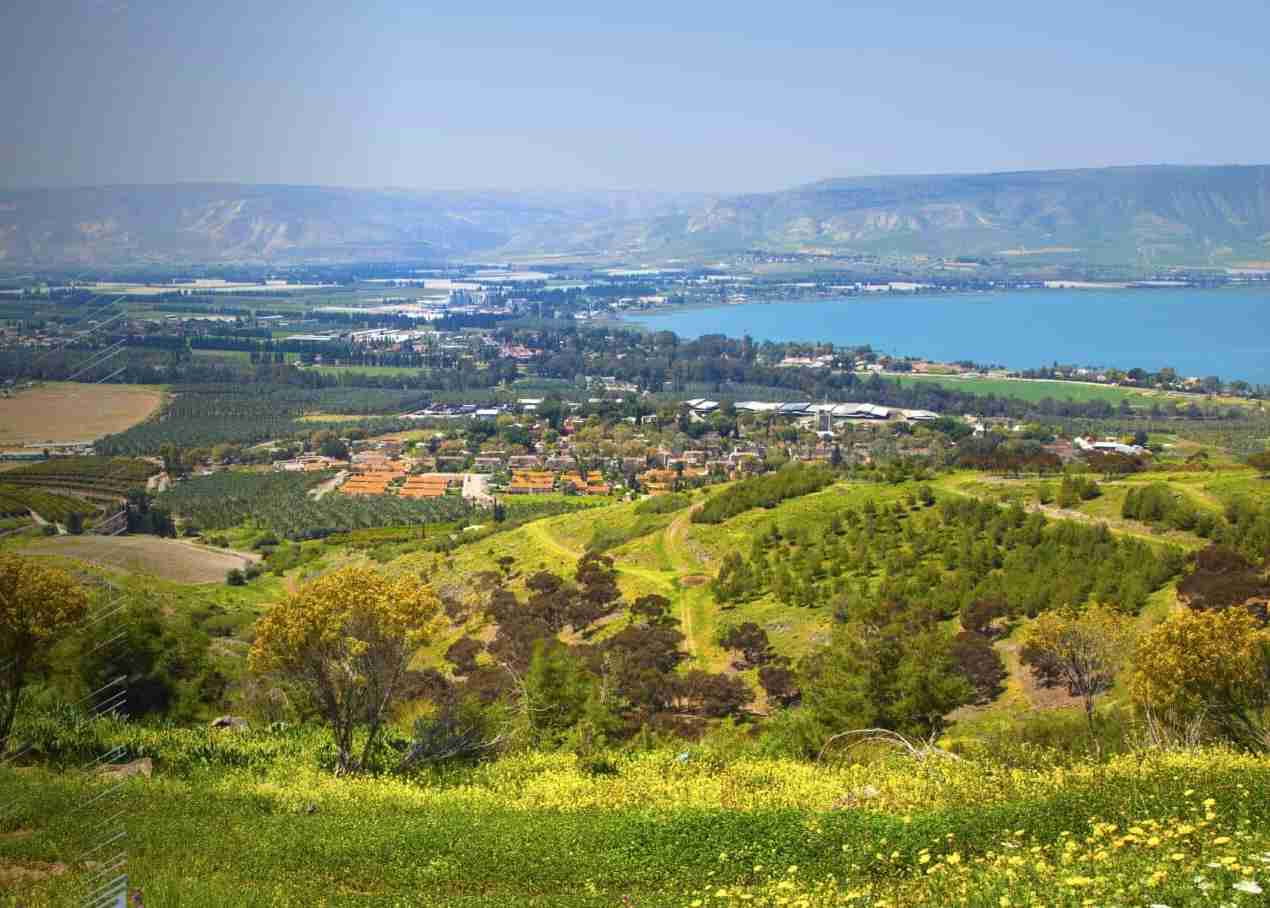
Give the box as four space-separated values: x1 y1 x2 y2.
1123 488 1270 560
692 464 835 524
503 324 1250 420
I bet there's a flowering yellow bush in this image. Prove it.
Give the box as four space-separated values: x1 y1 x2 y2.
249 565 442 773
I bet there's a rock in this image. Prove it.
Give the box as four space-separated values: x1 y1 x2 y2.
210 715 250 732
304 802 318 815
96 758 152 781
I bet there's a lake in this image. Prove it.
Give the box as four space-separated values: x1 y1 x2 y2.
624 287 1270 385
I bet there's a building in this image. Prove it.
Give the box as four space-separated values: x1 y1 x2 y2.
506 470 555 494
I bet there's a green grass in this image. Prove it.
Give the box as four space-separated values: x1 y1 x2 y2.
191 348 255 362
5 737 1269 907
894 374 1166 406
311 364 428 377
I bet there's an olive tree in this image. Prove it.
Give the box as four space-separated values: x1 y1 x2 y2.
0 556 89 753
249 565 441 774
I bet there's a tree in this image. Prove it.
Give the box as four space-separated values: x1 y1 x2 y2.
523 640 595 748
1176 545 1270 618
717 622 774 668
0 556 89 753
249 565 441 774
758 663 800 707
1131 607 1270 749
1022 605 1134 738
444 637 484 675
950 630 1007 703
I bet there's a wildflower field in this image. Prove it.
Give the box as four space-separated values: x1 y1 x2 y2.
3 727 1269 907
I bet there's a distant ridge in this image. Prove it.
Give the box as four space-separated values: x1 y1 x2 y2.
2 165 1268 267
639 164 1270 265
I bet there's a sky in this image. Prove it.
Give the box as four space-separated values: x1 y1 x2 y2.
2 0 1269 193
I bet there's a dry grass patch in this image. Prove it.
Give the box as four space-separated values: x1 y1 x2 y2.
25 535 258 584
0 383 164 448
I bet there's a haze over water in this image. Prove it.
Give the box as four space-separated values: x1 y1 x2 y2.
626 287 1270 385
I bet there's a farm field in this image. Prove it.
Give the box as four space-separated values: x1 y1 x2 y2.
310 363 428 377
0 383 164 448
891 373 1253 407
25 535 259 583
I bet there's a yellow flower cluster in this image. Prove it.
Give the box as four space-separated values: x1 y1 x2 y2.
676 792 1269 907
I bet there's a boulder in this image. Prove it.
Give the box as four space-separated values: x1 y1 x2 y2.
210 715 250 732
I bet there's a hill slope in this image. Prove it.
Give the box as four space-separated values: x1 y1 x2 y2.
638 164 1270 264
0 184 700 266
3 165 1268 266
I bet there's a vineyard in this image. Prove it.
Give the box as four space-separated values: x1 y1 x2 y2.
0 483 96 522
95 384 431 454
156 470 475 539
2 456 158 497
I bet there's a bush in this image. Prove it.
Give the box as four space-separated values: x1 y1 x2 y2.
226 568 246 586
635 493 691 515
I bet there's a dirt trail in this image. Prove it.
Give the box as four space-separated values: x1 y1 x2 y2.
309 470 348 501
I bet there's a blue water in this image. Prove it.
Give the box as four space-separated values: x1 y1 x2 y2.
625 287 1270 385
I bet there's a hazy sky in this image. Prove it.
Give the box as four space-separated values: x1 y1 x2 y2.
2 0 1268 193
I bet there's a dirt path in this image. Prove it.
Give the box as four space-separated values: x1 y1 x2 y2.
462 473 494 506
308 470 347 501
27 509 62 533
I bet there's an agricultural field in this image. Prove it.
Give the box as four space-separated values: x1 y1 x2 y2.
0 382 164 449
156 470 475 540
95 384 430 454
24 535 259 583
892 373 1240 407
0 483 96 522
0 456 159 498
311 363 428 377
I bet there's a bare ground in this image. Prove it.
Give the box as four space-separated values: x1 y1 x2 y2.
0 383 164 448
25 535 259 584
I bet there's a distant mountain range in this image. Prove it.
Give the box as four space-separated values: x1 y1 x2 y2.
3 165 1268 268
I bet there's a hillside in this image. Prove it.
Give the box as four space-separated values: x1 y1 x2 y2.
0 184 700 266
4 165 1269 267
5 464 1270 906
638 164 1270 265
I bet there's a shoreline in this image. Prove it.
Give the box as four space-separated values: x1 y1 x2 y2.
604 280 1265 324
594 284 1270 388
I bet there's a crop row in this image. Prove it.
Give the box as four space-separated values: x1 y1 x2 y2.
0 484 96 521
95 384 430 454
156 470 474 539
